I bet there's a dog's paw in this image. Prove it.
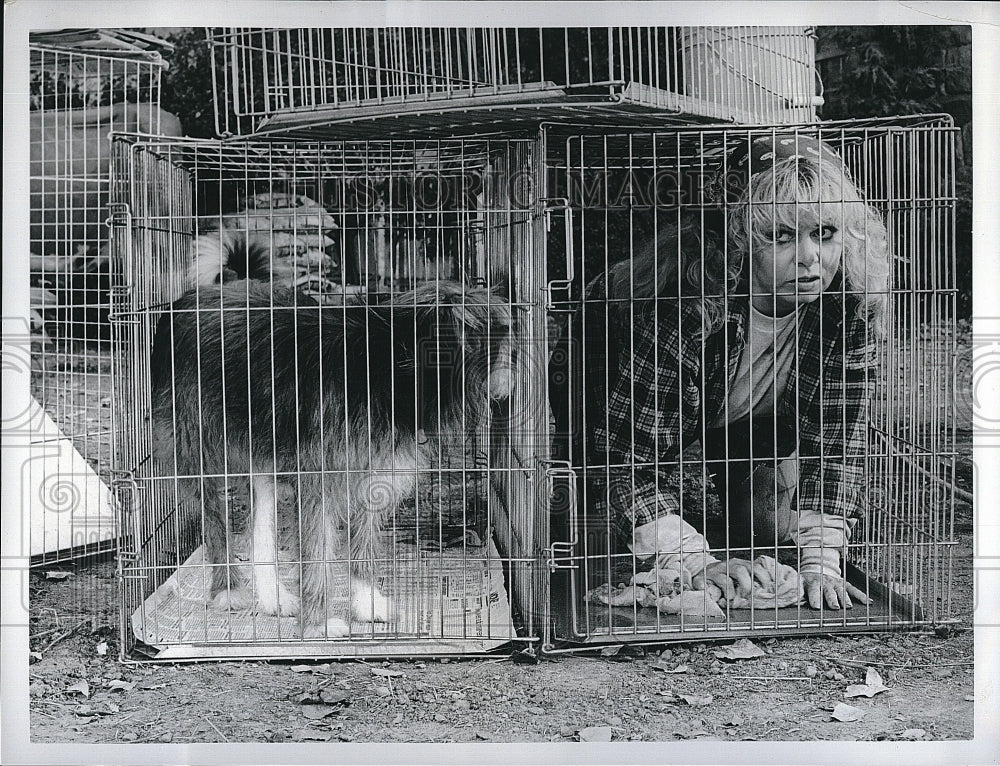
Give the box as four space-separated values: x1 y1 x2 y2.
301 617 350 639
266 590 300 617
254 573 300 617
351 579 393 623
211 588 255 612
263 585 300 617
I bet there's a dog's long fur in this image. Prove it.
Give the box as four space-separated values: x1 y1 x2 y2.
150 279 514 637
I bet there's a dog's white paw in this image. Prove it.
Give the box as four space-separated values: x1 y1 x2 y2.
254 570 300 617
267 588 300 617
212 588 255 612
302 617 350 639
351 579 392 623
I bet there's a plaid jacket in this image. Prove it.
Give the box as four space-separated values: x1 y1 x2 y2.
550 270 878 541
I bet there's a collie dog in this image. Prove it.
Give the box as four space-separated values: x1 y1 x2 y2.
150 280 515 638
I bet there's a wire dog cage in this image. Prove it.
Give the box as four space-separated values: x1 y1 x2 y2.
542 116 960 650
109 134 547 659
28 29 174 564
110 116 960 660
208 27 822 139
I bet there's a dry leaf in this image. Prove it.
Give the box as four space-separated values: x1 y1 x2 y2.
95 642 108 657
289 665 314 673
713 639 765 661
107 680 135 693
45 571 72 581
66 680 90 698
831 702 865 722
845 667 889 698
865 667 887 688
578 726 613 742
600 645 622 657
294 690 323 705
665 665 689 674
320 688 351 705
901 728 925 740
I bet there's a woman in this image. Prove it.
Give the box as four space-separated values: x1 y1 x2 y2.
551 134 889 610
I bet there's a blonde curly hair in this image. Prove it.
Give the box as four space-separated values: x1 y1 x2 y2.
729 155 891 338
609 153 890 339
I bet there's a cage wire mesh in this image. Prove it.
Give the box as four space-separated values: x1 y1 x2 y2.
208 27 821 139
542 117 959 649
28 30 171 564
110 135 545 659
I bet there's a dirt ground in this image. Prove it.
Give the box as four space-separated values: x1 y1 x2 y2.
27 477 974 745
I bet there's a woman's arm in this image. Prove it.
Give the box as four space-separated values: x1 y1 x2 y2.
601 304 726 578
794 306 879 607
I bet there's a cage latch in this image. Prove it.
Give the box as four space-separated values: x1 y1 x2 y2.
105 202 132 229
545 540 579 571
109 471 139 560
540 197 575 312
542 460 579 570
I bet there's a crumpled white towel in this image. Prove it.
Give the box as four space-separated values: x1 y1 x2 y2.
585 555 803 617
724 555 804 609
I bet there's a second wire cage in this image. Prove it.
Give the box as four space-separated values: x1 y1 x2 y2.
208 26 823 138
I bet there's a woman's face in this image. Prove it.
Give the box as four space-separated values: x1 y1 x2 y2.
750 204 844 316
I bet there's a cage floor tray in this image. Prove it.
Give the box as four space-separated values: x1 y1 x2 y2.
246 82 767 140
549 563 927 645
131 536 515 659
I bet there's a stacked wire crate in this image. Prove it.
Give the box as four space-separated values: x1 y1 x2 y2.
28 29 174 564
110 26 959 660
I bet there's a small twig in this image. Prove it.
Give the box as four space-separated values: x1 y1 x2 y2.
727 675 814 682
205 716 228 742
38 619 88 654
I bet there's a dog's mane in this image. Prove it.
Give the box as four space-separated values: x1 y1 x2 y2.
154 281 504 466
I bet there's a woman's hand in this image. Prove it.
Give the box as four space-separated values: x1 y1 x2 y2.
801 571 871 609
692 558 754 602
